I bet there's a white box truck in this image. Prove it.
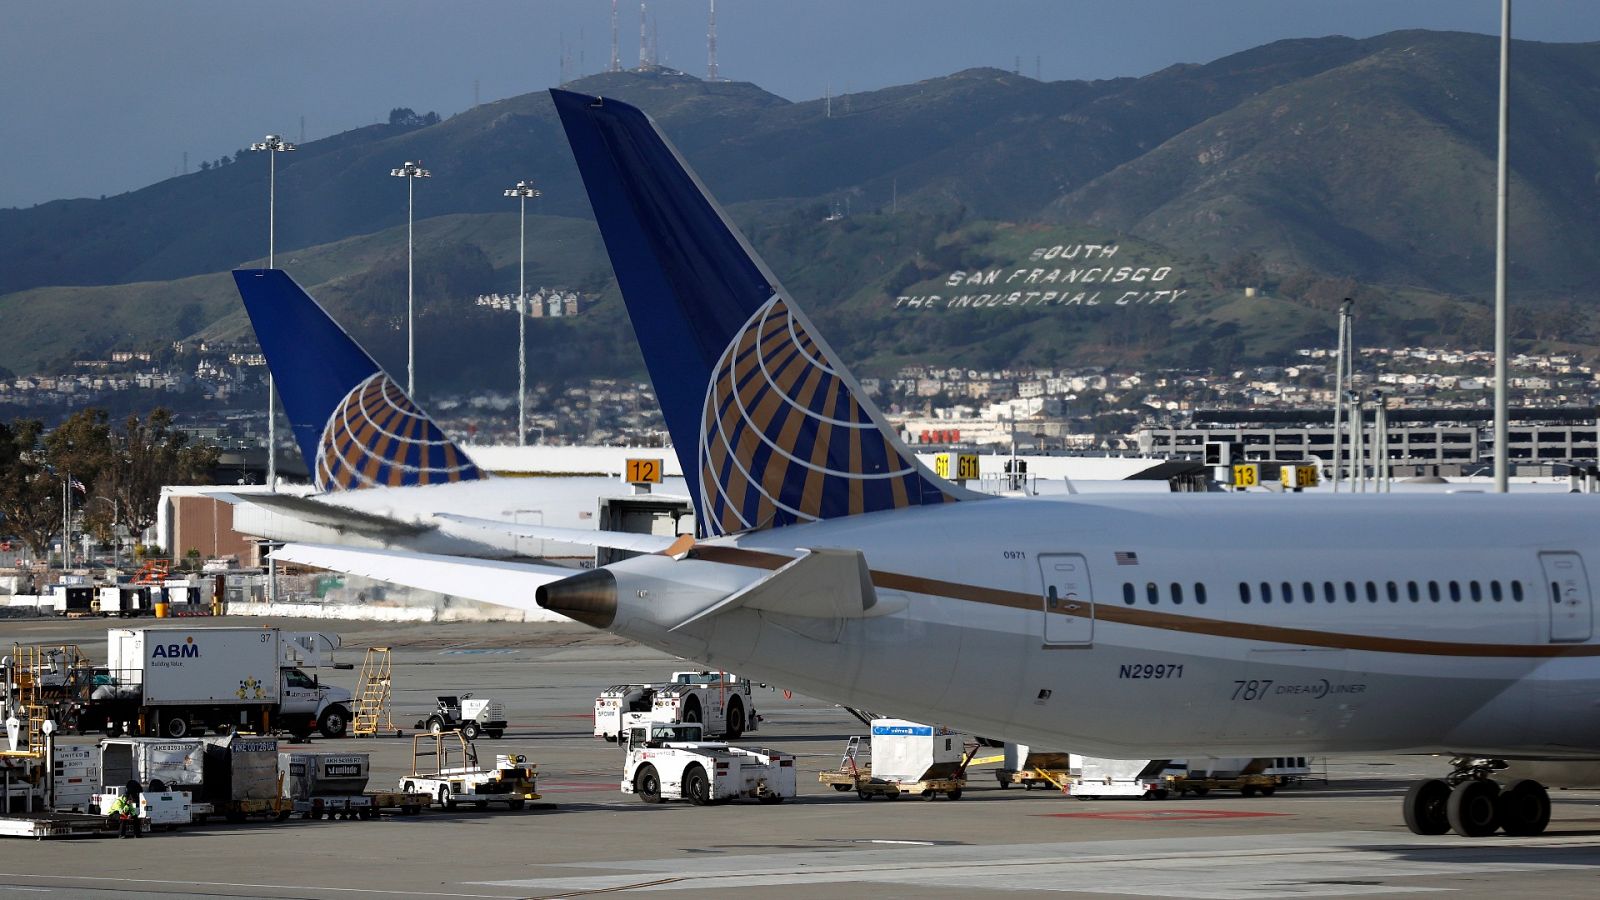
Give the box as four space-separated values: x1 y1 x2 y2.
80 627 353 740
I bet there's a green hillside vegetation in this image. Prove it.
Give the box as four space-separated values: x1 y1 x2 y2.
2 30 1598 387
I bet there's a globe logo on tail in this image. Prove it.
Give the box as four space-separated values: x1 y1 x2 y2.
314 372 482 491
697 296 958 536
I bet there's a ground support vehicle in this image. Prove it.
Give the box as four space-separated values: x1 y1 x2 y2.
621 720 794 805
420 693 506 740
81 627 352 740
1166 772 1281 798
595 671 758 741
0 810 109 839
93 786 192 830
1066 756 1172 800
994 747 1072 791
398 732 538 811
822 720 974 800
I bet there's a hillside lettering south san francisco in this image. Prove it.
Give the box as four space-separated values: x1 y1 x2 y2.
893 243 1185 311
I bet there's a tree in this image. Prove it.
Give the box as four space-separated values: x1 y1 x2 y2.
0 419 64 562
45 408 114 492
100 409 218 540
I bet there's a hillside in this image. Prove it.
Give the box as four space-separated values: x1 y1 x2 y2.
2 30 1599 387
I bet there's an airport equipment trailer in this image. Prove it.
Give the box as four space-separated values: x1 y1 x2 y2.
595 671 758 741
820 721 976 800
398 732 538 811
620 720 794 805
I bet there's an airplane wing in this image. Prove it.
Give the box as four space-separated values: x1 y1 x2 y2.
434 512 679 554
208 491 431 539
269 543 577 615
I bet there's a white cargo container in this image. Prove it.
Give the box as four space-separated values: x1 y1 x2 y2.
869 719 968 783
107 628 281 706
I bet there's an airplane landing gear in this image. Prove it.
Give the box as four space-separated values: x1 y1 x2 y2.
1403 758 1549 837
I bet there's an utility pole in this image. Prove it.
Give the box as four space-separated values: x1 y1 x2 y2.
390 161 431 396
249 135 296 492
1493 0 1512 493
504 181 541 445
1332 299 1352 492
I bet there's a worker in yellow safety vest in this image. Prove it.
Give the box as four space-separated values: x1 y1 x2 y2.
107 792 141 838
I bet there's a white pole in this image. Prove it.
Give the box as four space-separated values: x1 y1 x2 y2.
407 173 416 397
1331 302 1348 492
1493 0 1511 493
518 194 527 446
266 147 277 492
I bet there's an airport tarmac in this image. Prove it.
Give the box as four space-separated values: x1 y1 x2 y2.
4 615 1600 898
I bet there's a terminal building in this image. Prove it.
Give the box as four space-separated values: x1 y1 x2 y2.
1137 407 1599 476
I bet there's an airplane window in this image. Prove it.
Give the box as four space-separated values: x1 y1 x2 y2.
1407 581 1420 603
1281 582 1293 604
1323 581 1336 603
1123 583 1135 605
1170 583 1183 605
1345 582 1357 603
1470 581 1483 602
1261 581 1272 604
1386 581 1399 603
1147 583 1159 605
1512 580 1524 602
1450 581 1462 602
1195 583 1207 605
1428 581 1440 602
1491 580 1503 601
1366 581 1378 603
1239 583 1251 604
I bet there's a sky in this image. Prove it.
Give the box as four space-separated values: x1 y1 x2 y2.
4 1 1600 209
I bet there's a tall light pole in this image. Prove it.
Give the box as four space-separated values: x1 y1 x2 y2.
390 160 431 396
1493 0 1511 493
250 134 295 490
504 181 541 445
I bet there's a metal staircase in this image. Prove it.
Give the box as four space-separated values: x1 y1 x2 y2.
351 647 395 737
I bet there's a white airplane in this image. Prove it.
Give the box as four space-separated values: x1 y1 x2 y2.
223 267 689 558
248 88 1600 839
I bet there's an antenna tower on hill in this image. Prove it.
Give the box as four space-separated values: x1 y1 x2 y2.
707 0 719 81
610 0 621 72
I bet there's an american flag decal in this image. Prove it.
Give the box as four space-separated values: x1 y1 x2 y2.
1115 551 1139 566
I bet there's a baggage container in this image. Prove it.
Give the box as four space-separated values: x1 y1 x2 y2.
869 719 968 783
279 752 370 798
201 734 279 803
100 737 206 792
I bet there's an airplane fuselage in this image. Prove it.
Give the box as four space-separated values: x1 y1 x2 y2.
596 491 1600 760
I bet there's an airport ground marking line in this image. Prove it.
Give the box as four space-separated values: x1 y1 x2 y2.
480 835 1600 889
530 877 686 899
0 873 506 899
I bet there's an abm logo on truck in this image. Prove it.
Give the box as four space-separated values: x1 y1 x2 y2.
151 636 200 659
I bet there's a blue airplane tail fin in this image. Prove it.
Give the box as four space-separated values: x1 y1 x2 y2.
549 89 977 537
231 268 484 491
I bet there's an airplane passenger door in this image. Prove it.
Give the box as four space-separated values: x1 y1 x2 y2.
1540 552 1593 643
1038 553 1093 645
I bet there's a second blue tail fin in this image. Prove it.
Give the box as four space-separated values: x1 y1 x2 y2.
550 90 979 537
232 268 484 492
